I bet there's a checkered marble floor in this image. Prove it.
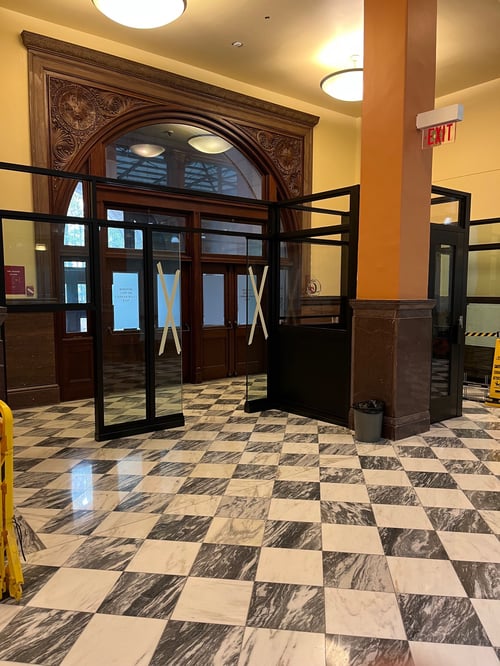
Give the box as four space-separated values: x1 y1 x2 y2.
2 378 500 666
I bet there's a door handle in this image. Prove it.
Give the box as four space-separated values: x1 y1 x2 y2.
458 315 464 329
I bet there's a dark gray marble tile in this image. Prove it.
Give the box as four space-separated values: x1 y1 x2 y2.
321 501 376 526
170 440 212 451
201 451 242 464
279 453 319 467
319 425 351 434
287 416 316 425
326 635 414 666
50 447 98 459
14 472 62 488
115 492 174 513
441 460 491 475
102 436 144 449
14 458 46 472
126 448 164 461
359 456 403 470
426 507 493 533
217 431 251 441
150 621 244 666
367 485 420 506
93 474 143 492
319 443 357 455
2 564 58 606
323 552 394 592
0 607 92 665
245 442 283 453
177 477 229 495
190 543 259 580
148 461 196 477
42 509 109 535
63 535 141 570
150 429 185 440
18 489 73 510
263 520 322 550
398 593 490 645
379 528 448 559
232 464 278 480
452 561 500 599
464 491 500 510
253 423 285 433
272 480 320 500
283 433 318 443
451 429 493 439
228 416 259 425
395 445 436 459
407 471 457 488
97 572 185 619
74 459 117 474
147 514 212 542
190 422 222 431
473 449 500 462
247 582 325 632
423 436 465 448
215 496 270 520
37 436 80 448
320 468 365 484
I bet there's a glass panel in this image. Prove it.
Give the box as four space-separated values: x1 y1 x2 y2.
101 227 146 426
2 219 89 304
468 250 500 297
431 244 454 398
66 310 88 334
203 274 225 326
469 222 500 245
67 181 85 218
153 230 182 418
106 122 262 198
201 219 263 256
245 253 269 403
430 198 459 225
237 273 254 326
465 303 500 349
107 209 186 252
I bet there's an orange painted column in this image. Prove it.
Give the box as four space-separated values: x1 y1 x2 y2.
351 0 438 439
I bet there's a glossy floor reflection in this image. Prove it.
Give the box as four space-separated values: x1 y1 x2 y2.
2 379 500 666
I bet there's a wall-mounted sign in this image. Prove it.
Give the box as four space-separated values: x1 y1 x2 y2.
422 123 456 148
4 266 26 295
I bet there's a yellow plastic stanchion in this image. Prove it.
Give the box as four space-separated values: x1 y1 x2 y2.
0 401 23 600
485 339 500 408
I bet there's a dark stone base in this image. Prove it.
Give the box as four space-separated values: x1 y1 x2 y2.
7 384 60 410
351 299 434 441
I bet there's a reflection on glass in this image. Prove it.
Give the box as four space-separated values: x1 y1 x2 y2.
71 462 93 509
468 250 500 297
201 219 263 256
431 244 453 398
203 274 225 326
153 231 182 418
64 261 87 304
430 200 459 225
237 274 255 326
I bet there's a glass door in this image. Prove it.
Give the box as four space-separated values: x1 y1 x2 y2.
95 223 183 439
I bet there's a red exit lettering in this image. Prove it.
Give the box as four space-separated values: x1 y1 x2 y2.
422 122 456 148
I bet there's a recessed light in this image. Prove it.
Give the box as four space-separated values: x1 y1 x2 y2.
231 41 244 48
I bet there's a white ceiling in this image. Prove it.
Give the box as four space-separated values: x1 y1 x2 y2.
2 0 500 116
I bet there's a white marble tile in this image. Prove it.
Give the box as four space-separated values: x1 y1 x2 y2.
60 613 166 666
108 460 159 476
15 446 62 459
27 534 87 567
395 436 427 445
484 460 500 475
190 463 237 478
322 524 384 555
46 473 103 491
73 490 127 512
28 567 120 612
17 507 60 531
133 476 185 494
91 511 159 538
86 448 130 461
410 642 499 666
136 439 176 451
480 510 500 533
164 493 221 516
224 478 274 498
240 452 280 465
318 434 354 445
372 504 434 529
399 457 447 472
171 576 253 625
471 599 500 646
422 428 456 438
320 482 370 503
208 440 247 452
285 424 318 434
126 539 200 575
222 423 255 432
13 487 38 504
29 459 80 473
387 557 467 596
431 447 479 460
463 438 499 450
256 547 323 586
204 517 265 546
277 466 320 482
238 627 326 666
182 430 218 441
268 498 321 523
319 455 361 469
281 442 320 455
0 606 22 633
324 588 406 639
438 531 500 562
451 473 500 491
362 470 411 486
162 450 205 463
355 444 397 457
414 487 474 508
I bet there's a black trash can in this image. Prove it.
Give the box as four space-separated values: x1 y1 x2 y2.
353 400 385 442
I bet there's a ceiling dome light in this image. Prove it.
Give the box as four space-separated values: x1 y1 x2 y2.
92 0 186 29
188 134 233 154
130 143 165 158
320 68 363 102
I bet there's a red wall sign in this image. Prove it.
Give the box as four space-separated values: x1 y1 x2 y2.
422 122 456 148
4 265 26 295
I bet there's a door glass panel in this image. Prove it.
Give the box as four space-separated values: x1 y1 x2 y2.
237 273 256 326
430 197 459 225
431 244 454 398
101 227 146 426
201 219 263 256
203 274 225 326
153 230 182 418
245 257 269 403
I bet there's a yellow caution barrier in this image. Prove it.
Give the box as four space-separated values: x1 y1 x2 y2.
1 401 23 600
466 331 500 337
485 339 500 409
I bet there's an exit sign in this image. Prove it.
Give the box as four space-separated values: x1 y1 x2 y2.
422 122 456 148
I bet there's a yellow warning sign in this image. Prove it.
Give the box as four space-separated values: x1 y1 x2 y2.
485 338 500 408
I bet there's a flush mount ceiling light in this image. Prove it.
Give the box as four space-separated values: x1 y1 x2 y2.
92 0 186 29
130 144 165 158
320 56 363 102
188 134 233 154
